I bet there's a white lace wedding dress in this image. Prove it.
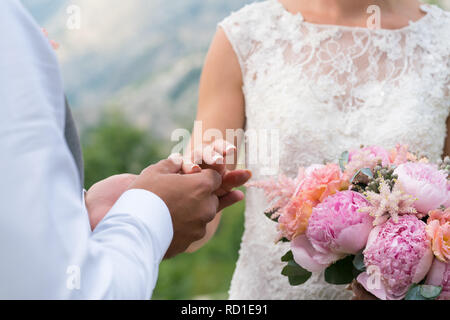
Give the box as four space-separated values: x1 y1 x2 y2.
218 0 450 300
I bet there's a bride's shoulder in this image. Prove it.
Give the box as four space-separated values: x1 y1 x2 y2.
422 4 450 28
419 4 450 53
219 1 278 30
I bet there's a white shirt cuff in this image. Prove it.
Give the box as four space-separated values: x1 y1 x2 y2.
108 189 174 260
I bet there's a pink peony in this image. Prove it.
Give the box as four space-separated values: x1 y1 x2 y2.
357 215 433 300
394 163 448 215
427 208 450 263
445 181 450 208
425 259 450 300
291 191 373 272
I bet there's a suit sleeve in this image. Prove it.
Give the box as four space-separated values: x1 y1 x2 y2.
0 0 172 299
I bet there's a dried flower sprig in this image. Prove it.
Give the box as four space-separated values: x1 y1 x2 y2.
360 178 417 226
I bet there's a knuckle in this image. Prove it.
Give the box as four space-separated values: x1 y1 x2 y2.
202 210 216 223
141 164 155 175
118 173 136 182
197 178 212 192
195 227 207 240
211 169 222 181
158 159 171 167
211 196 220 211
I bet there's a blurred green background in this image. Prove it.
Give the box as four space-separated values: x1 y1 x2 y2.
81 109 245 300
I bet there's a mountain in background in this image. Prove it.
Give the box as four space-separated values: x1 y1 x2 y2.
21 0 253 137
21 0 450 138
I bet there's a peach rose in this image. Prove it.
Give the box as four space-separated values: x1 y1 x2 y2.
427 208 450 263
296 163 348 205
277 163 348 240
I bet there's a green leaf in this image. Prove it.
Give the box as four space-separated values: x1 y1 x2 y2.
339 151 349 172
281 257 312 286
419 285 442 299
351 168 373 185
325 255 355 285
352 252 366 272
287 274 312 286
281 250 293 262
350 169 361 184
405 284 427 300
360 168 374 179
404 284 442 300
281 261 309 277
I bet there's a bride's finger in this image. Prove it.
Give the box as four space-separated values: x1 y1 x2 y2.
217 190 245 211
181 161 201 174
214 169 252 197
203 144 224 165
181 149 202 174
211 139 236 156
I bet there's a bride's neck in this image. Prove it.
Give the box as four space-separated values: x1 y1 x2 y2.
284 0 398 15
279 0 422 26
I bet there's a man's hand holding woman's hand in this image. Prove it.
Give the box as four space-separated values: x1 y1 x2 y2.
181 139 252 197
85 144 251 259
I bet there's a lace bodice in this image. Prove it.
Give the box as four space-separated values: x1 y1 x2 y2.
219 0 450 300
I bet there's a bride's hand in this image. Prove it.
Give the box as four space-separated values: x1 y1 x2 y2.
181 139 251 197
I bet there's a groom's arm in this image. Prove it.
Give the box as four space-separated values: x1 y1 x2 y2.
0 1 174 299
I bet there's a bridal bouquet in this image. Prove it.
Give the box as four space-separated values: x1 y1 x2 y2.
248 144 450 300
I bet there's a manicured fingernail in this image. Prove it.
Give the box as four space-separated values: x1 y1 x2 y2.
225 145 236 154
213 154 224 164
241 170 252 182
191 164 201 173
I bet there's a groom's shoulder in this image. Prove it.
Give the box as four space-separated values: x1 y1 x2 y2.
0 0 36 33
0 0 25 18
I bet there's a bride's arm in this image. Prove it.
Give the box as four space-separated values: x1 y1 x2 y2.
185 28 246 252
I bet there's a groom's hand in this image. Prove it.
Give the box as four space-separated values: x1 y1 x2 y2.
85 174 138 230
128 158 235 259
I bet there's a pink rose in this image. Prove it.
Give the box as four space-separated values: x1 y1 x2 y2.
394 162 448 215
291 191 373 272
357 215 433 300
349 146 391 167
389 144 418 165
345 146 391 179
425 259 450 300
